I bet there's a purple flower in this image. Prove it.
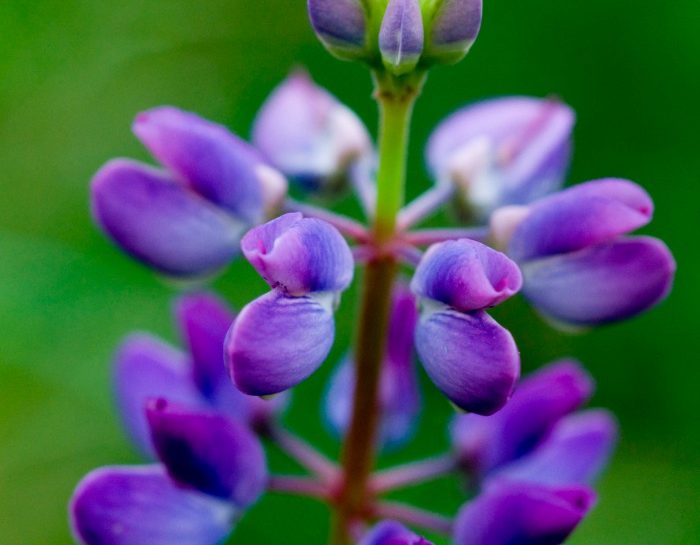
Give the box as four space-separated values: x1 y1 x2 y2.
495 179 676 326
425 0 483 64
454 481 596 545
115 292 287 457
91 107 287 277
360 520 434 545
451 360 617 487
427 97 575 219
307 0 368 60
411 239 522 415
379 0 425 74
325 284 420 449
253 71 373 195
226 213 354 395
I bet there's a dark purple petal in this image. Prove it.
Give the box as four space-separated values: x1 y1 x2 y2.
379 0 424 73
454 481 595 545
113 334 205 457
451 359 593 475
70 465 234 545
252 71 372 191
359 520 434 545
241 213 354 295
411 239 522 311
175 293 235 397
225 290 336 395
521 237 676 326
307 0 367 58
428 0 482 61
509 179 654 262
415 308 519 415
91 159 243 276
146 400 267 507
133 107 265 224
491 410 618 486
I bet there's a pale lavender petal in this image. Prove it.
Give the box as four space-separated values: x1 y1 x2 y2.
411 239 522 311
70 466 234 545
454 481 595 545
491 410 618 486
91 159 243 277
509 179 654 262
379 0 424 73
113 334 205 457
133 107 264 223
308 0 367 58
212 380 290 432
415 308 519 415
252 71 372 192
175 292 235 397
241 213 354 295
451 360 593 475
360 520 433 545
428 0 482 59
225 290 335 395
146 400 266 507
521 237 676 325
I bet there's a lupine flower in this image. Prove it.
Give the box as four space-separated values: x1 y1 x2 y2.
427 97 575 220
307 0 369 60
115 292 287 457
226 213 354 396
451 360 617 486
494 178 676 326
360 520 434 545
379 0 425 74
424 0 483 65
253 71 373 195
411 238 522 414
91 107 287 277
70 400 267 545
325 284 420 449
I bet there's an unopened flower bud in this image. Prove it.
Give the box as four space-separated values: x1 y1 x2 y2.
379 0 424 74
424 0 483 65
307 0 369 61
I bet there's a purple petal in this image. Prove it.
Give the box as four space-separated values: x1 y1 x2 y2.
428 0 482 60
415 308 519 415
491 410 618 486
360 520 433 545
241 213 354 295
113 334 205 458
521 236 676 325
454 481 595 545
379 0 424 73
411 239 522 311
252 71 372 192
70 465 234 545
212 380 290 432
451 359 593 476
427 97 574 211
175 293 235 398
146 400 267 507
307 0 367 58
225 290 336 395
91 159 243 277
509 179 654 262
133 107 265 224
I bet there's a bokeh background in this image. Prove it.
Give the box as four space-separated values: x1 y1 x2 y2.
1 0 699 543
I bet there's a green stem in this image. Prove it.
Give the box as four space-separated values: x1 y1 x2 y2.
331 72 423 545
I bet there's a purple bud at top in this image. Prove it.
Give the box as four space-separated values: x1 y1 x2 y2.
451 360 594 476
379 0 424 74
308 0 368 60
242 213 354 296
70 465 235 545
454 481 596 545
426 0 483 64
253 71 372 194
427 97 575 219
359 520 434 545
146 400 267 508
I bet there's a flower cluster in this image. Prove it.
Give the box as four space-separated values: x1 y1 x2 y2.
71 2 676 545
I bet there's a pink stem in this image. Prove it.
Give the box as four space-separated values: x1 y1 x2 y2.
268 475 330 500
403 226 489 246
270 427 339 482
397 184 455 230
285 199 369 241
373 502 453 535
371 454 456 494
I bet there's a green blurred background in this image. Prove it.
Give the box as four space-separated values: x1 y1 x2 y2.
1 0 699 543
